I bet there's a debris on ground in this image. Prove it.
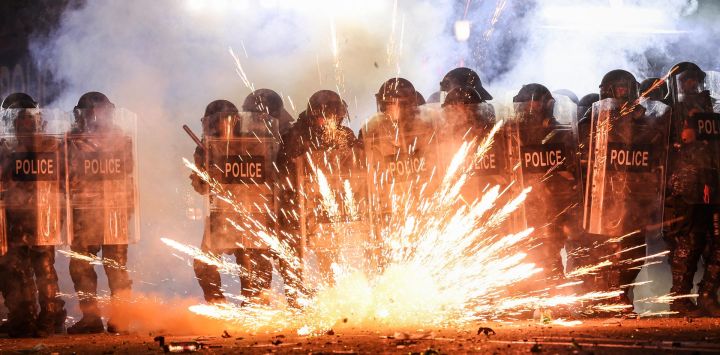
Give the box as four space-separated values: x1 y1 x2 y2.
16 343 47 354
221 330 231 338
164 341 204 353
571 338 582 350
393 331 436 340
530 342 543 353
477 327 496 337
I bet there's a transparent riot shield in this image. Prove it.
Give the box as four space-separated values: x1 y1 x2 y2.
0 108 69 246
295 147 372 276
583 98 671 237
506 105 583 238
362 113 441 235
553 94 579 125
436 103 518 231
204 112 280 251
706 70 720 104
65 108 139 245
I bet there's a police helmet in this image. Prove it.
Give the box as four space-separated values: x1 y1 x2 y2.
306 90 347 123
599 69 639 102
440 67 493 101
242 88 283 118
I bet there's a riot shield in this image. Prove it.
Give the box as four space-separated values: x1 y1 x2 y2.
706 70 720 104
553 94 579 125
506 105 583 239
295 148 372 275
65 108 139 246
204 112 280 251
0 108 69 246
362 113 441 233
583 98 671 236
436 103 517 231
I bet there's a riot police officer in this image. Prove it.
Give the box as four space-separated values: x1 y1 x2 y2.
510 84 583 282
1 93 66 337
242 88 294 135
190 99 277 306
439 87 514 227
66 92 136 334
0 93 40 335
584 70 671 312
361 78 438 269
440 67 494 103
664 62 720 316
276 90 359 305
566 93 600 275
361 77 427 138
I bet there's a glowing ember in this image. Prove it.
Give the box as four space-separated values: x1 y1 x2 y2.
166 119 688 334
58 250 133 272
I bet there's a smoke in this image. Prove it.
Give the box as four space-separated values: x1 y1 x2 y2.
466 0 719 102
94 291 229 335
29 0 463 326
27 0 719 326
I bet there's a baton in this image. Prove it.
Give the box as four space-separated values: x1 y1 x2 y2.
183 124 205 151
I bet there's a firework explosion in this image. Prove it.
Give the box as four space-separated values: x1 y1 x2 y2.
154 115 691 336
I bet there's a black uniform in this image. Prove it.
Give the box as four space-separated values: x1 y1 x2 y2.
663 62 720 316
583 70 671 310
510 84 583 282
438 86 514 233
66 92 135 334
361 78 436 270
191 100 277 305
1 95 66 337
276 90 359 305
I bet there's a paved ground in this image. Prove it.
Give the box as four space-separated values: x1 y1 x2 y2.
1 317 719 354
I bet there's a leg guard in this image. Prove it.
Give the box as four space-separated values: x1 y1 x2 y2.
30 246 65 335
193 250 225 303
237 248 273 301
4 245 38 337
69 244 102 319
103 245 132 333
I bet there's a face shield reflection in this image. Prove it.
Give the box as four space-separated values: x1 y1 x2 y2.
677 70 706 96
76 105 116 133
513 101 544 123
204 112 241 139
12 109 44 135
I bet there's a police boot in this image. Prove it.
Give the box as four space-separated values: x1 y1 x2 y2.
67 300 104 334
668 272 703 316
36 303 66 337
7 300 39 338
8 321 38 338
193 258 226 303
54 308 68 334
697 281 720 317
33 246 66 336
106 319 128 334
106 291 131 334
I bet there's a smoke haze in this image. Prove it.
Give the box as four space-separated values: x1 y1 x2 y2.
26 0 720 323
